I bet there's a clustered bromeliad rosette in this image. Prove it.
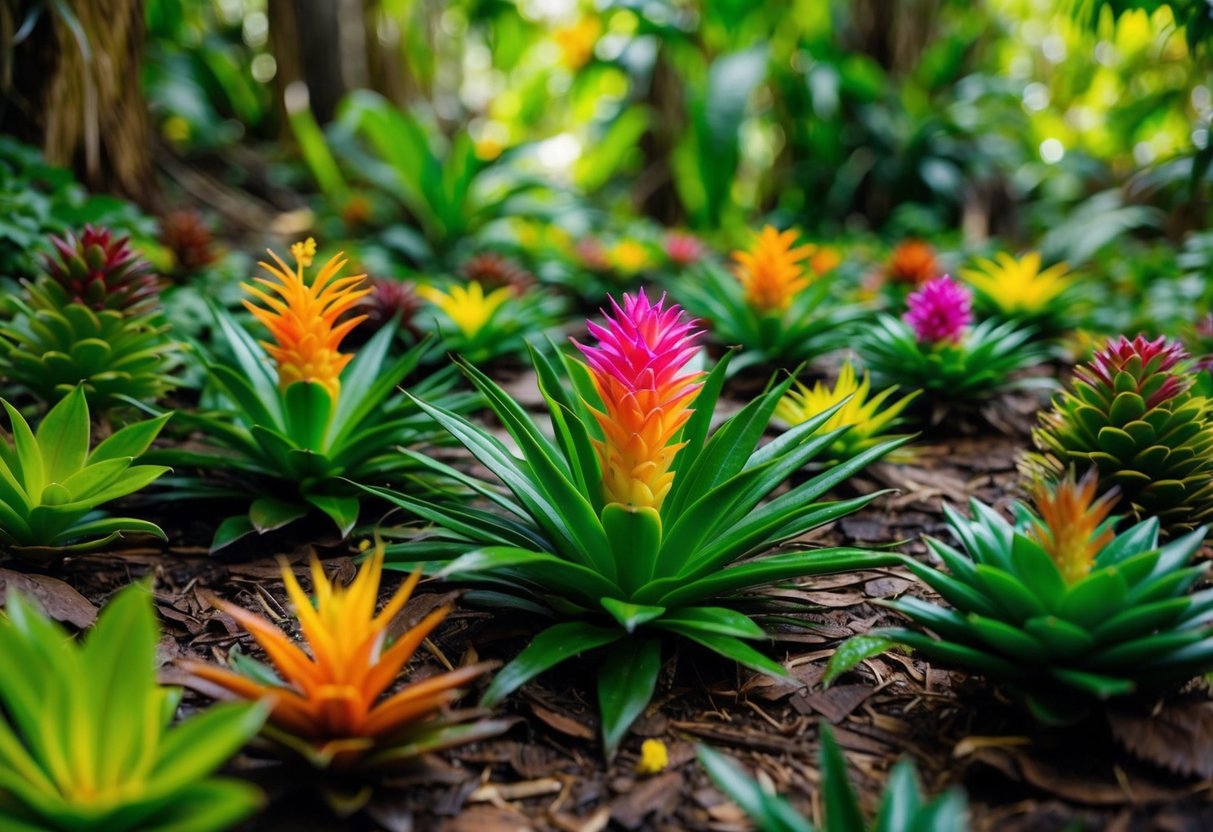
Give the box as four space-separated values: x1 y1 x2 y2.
3 226 1213 831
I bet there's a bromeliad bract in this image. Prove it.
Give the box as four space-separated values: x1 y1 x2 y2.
829 470 1213 725
182 542 506 810
144 239 470 550
775 361 920 466
960 251 1076 333
416 279 562 364
0 385 169 554
364 290 907 756
0 582 267 832
678 226 862 373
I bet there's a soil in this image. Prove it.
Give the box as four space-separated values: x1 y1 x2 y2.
6 377 1213 832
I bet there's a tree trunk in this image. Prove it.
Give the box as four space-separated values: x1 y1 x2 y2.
3 0 156 207
268 0 350 125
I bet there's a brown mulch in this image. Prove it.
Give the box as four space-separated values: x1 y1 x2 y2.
6 391 1213 831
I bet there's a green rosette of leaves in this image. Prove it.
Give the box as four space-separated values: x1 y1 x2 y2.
0 385 169 555
364 291 909 756
828 470 1213 725
0 583 267 831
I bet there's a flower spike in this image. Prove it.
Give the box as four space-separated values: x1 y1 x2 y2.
575 290 704 508
903 275 973 344
731 226 814 312
241 238 371 400
183 542 496 770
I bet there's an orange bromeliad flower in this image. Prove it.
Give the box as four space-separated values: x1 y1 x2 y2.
887 239 939 285
732 226 815 313
1028 470 1118 584
242 238 371 400
575 290 704 509
182 544 495 769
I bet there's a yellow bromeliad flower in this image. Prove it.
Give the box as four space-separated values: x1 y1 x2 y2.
609 239 651 276
242 238 370 400
419 281 513 337
183 543 494 770
575 290 704 509
732 226 814 313
776 361 919 460
1028 469 1118 584
960 252 1071 316
553 16 601 69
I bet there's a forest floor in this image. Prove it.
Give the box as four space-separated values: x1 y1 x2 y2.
8 371 1213 832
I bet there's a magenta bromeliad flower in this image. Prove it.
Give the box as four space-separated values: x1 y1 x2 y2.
1077 335 1191 408
903 275 973 344
574 290 704 509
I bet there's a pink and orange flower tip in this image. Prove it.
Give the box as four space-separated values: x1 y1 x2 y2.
242 238 372 401
903 275 973 345
731 225 815 313
1028 469 1118 584
181 543 495 769
575 290 704 509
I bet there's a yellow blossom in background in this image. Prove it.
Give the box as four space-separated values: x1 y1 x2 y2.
553 16 600 69
1028 470 1118 584
242 238 370 400
474 136 505 161
776 361 920 460
419 281 513 337
732 226 814 313
636 739 669 775
609 239 651 276
960 252 1071 315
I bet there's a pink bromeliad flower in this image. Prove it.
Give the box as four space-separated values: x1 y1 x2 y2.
574 290 704 509
903 275 973 344
664 231 706 268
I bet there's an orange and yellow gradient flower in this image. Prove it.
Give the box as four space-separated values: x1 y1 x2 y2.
242 238 371 400
1028 469 1118 584
182 543 494 769
575 291 704 509
732 226 815 313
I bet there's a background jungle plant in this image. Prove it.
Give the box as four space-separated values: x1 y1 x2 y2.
363 292 909 757
826 470 1213 725
699 723 967 832
0 582 267 832
0 385 170 554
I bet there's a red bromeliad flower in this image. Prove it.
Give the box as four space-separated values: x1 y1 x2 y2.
575 290 704 509
903 275 973 344
44 225 160 314
1076 335 1190 408
663 231 706 268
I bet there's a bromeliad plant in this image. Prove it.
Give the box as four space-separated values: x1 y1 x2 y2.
1026 335 1213 534
0 582 267 832
144 239 469 550
699 723 967 832
363 290 908 756
0 226 178 410
856 275 1045 406
416 279 562 364
679 226 864 373
829 470 1213 725
0 386 170 554
181 542 506 809
775 361 920 466
960 251 1077 333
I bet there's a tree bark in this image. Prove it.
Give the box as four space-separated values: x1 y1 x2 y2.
3 0 156 207
268 0 350 125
